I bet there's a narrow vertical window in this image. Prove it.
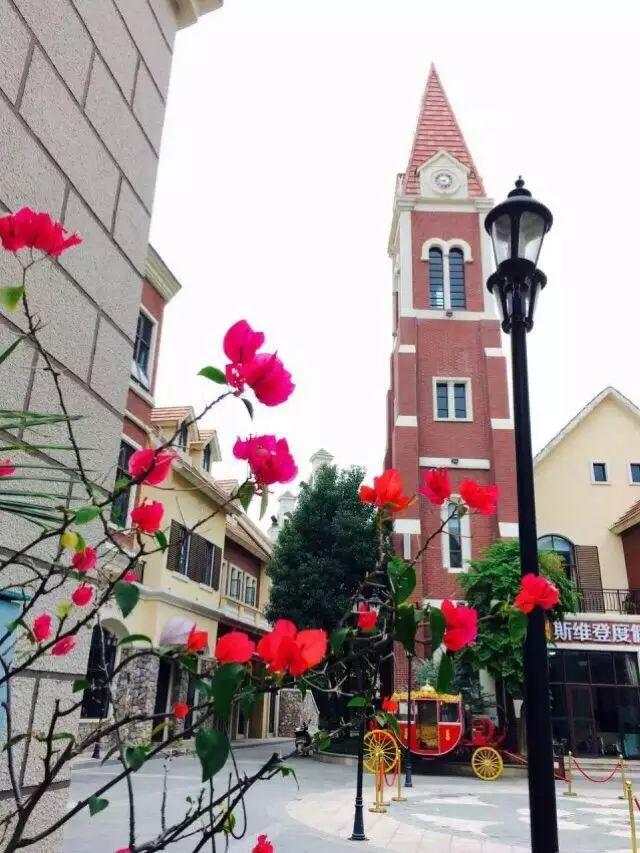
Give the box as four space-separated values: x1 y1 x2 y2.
436 382 449 418
132 311 154 386
453 383 467 419
110 440 135 526
178 527 191 575
449 248 466 309
428 248 444 309
448 503 463 569
202 443 211 472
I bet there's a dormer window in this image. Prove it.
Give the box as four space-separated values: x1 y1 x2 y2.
202 443 212 473
177 421 188 451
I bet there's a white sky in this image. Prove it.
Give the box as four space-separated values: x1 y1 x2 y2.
150 0 640 520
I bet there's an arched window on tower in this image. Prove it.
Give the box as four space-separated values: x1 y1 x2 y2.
449 248 466 309
428 247 444 309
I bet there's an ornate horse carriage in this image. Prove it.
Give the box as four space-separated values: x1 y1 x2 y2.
365 685 506 781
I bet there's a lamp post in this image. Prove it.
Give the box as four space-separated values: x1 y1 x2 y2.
485 177 557 853
404 652 413 787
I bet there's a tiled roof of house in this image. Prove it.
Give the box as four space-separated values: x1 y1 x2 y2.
402 64 485 197
150 406 192 423
216 479 239 495
612 498 640 534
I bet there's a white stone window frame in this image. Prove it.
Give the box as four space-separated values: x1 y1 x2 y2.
440 497 472 573
227 563 244 600
590 461 610 485
131 305 159 392
628 463 640 485
433 377 473 422
422 238 473 312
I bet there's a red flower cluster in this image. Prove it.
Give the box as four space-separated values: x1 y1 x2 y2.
51 636 76 656
381 697 399 713
257 620 328 677
32 613 52 643
359 469 412 513
514 573 560 614
356 602 377 632
233 435 297 487
71 585 93 607
420 468 452 506
0 208 81 256
131 500 164 534
224 320 294 407
173 702 189 720
215 631 256 664
441 600 478 652
252 835 274 853
0 459 15 477
187 626 209 654
459 479 499 516
128 448 177 485
71 546 97 573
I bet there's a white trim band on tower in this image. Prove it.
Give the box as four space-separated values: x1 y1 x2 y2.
419 457 491 470
395 416 418 427
499 522 519 538
491 418 514 430
398 344 416 354
484 348 505 358
394 519 421 535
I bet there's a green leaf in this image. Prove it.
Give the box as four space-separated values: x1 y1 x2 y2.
72 678 90 693
113 477 131 491
395 603 419 655
222 810 236 834
198 366 228 385
436 653 454 694
114 581 140 618
211 662 245 722
347 696 368 708
75 532 86 552
56 600 72 620
388 556 416 605
0 335 23 367
117 633 152 646
259 487 269 520
316 735 331 752
241 397 254 420
195 729 229 782
276 764 299 786
88 795 109 816
125 746 147 771
509 609 527 642
50 732 75 742
150 722 170 740
430 606 446 652
0 285 24 312
383 711 401 739
179 653 198 673
74 506 100 525
236 481 255 512
237 686 257 717
330 627 349 655
154 530 168 552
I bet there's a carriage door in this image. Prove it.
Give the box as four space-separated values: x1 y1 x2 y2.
416 701 438 751
438 701 461 752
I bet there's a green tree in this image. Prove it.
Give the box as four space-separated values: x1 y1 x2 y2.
265 464 379 631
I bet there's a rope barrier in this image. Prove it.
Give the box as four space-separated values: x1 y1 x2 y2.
634 795 640 813
570 754 620 784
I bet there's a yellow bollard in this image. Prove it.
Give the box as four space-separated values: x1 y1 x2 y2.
562 751 577 797
619 754 627 801
392 756 406 802
626 781 638 853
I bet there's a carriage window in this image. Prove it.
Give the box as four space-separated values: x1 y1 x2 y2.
397 701 408 722
440 702 460 723
417 701 438 749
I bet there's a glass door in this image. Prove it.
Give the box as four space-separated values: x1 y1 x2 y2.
568 685 597 755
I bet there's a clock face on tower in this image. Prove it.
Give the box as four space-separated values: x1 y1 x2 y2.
433 170 455 192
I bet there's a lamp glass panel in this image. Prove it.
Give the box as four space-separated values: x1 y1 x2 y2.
491 214 512 265
518 210 545 264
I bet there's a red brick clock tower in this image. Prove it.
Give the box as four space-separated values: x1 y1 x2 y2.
385 66 518 686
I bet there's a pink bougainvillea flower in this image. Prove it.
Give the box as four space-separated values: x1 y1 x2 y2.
71 585 93 607
131 500 164 534
51 636 76 656
71 546 97 573
187 626 208 654
173 702 189 720
224 320 265 364
381 697 399 713
459 479 499 516
114 848 132 853
420 468 452 506
514 573 560 614
32 613 53 643
441 600 478 652
356 602 377 633
0 459 15 477
215 631 256 664
252 836 274 853
128 448 177 485
233 435 297 486
257 619 328 677
122 570 137 584
359 469 413 513
0 207 82 256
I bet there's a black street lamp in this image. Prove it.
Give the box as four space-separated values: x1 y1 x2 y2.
349 595 371 842
485 177 557 853
404 652 413 788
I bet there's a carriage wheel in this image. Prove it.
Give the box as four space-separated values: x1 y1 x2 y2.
364 729 399 775
471 746 504 781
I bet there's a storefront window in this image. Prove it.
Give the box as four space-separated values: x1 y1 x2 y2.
589 652 615 684
564 651 590 683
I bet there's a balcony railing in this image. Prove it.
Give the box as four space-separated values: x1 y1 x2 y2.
577 588 640 615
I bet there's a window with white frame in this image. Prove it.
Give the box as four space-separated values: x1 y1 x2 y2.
228 565 243 600
110 439 137 527
433 379 472 421
177 421 189 451
177 531 191 575
244 576 257 607
131 310 156 389
591 462 608 484
226 565 258 607
440 498 471 572
424 240 470 311
202 442 212 473
630 463 640 484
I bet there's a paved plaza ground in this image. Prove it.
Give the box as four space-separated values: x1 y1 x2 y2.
65 743 638 852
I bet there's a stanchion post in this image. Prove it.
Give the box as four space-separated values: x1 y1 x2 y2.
626 781 638 853
369 759 387 814
562 751 577 797
392 755 406 802
619 754 627 801
379 766 387 809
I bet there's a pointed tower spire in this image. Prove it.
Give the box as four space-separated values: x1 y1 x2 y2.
402 64 485 197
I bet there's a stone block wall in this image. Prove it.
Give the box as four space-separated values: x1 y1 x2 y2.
277 689 320 737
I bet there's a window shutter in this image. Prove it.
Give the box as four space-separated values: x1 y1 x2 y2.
166 521 183 574
187 532 207 584
211 546 222 591
574 545 604 611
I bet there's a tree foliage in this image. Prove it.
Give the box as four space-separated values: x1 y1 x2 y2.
265 464 379 631
459 539 580 696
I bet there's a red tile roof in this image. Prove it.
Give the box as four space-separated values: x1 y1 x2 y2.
612 498 640 533
402 65 485 197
